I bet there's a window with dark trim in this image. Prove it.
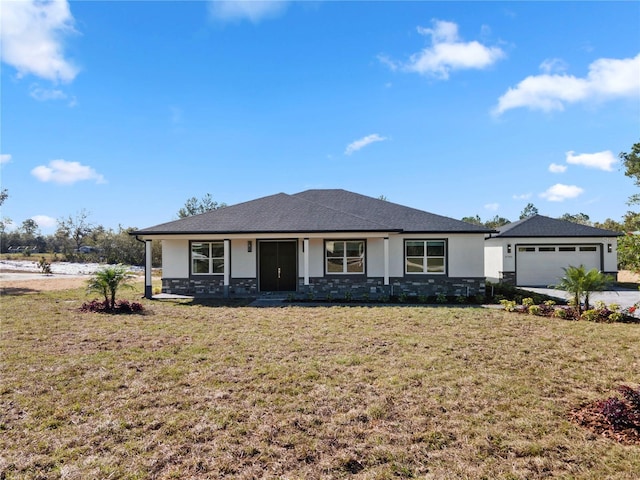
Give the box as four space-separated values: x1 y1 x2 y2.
405 240 446 274
191 241 224 275
579 246 598 252
325 240 365 274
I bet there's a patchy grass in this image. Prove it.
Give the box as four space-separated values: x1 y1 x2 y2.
1 287 640 479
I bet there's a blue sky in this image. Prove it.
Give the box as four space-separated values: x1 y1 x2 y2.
1 1 639 233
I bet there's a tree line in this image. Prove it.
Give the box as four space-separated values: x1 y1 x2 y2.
1 140 639 269
0 208 161 266
0 194 229 266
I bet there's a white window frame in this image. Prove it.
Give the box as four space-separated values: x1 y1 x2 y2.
191 241 225 275
325 240 365 274
405 239 446 275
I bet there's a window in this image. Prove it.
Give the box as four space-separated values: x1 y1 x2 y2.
580 246 597 252
538 247 555 252
518 247 535 252
405 240 446 274
191 241 224 275
559 246 575 252
326 240 364 274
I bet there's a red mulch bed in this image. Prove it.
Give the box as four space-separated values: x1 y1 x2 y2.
570 401 640 446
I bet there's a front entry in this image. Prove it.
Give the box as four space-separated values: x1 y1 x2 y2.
259 241 297 292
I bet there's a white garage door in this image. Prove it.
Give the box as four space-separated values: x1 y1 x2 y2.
516 245 601 286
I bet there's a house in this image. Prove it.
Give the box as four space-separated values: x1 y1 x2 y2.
132 189 492 299
484 215 621 287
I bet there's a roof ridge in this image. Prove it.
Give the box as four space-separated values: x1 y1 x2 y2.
292 190 399 230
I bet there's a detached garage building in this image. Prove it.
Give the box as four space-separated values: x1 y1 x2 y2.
485 215 621 287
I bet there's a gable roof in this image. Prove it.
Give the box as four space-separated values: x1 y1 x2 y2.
492 214 622 238
133 189 492 235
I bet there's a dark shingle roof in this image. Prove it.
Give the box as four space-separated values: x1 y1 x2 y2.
493 214 622 238
133 189 492 235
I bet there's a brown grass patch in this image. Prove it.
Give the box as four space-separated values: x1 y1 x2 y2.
1 287 640 479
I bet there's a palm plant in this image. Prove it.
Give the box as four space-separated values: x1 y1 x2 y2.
87 264 134 311
555 265 613 315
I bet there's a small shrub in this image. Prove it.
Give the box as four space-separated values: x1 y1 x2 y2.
543 300 556 306
528 305 541 316
435 293 447 304
115 300 144 313
598 397 637 430
81 299 144 314
499 299 517 312
38 256 52 275
344 290 353 302
617 385 640 411
608 312 623 323
417 295 428 304
456 295 467 304
398 293 408 303
80 299 110 313
552 308 567 319
522 297 535 307
581 309 599 322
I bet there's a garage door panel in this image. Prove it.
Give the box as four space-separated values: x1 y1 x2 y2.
516 245 600 286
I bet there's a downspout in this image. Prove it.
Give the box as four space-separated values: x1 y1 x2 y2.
135 236 154 299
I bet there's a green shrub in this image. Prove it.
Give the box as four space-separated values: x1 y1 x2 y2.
528 305 541 316
500 299 517 312
608 312 623 323
581 309 599 322
553 308 567 319
522 297 535 307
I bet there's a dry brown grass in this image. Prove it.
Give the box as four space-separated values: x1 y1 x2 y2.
1 285 639 479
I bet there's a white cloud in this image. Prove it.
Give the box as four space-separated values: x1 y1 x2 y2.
31 159 106 185
345 134 387 156
0 154 11 164
566 150 617 172
31 215 57 229
512 193 532 200
494 53 640 115
539 58 568 74
29 84 67 101
549 163 567 173
380 19 505 79
539 184 584 202
0 0 79 82
208 0 288 23
484 203 499 211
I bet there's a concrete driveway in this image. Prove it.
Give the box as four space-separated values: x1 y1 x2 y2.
522 286 640 311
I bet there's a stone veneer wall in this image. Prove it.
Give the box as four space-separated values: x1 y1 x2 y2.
500 271 516 285
297 276 485 300
162 278 258 296
163 276 484 299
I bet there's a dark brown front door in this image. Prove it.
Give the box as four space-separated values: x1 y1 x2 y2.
259 241 297 292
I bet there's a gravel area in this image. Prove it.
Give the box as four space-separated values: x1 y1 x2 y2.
0 260 144 293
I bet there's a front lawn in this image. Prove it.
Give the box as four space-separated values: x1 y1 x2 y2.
1 287 639 479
